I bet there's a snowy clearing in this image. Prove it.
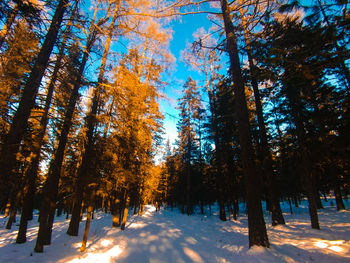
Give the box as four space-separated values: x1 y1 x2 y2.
1 200 350 262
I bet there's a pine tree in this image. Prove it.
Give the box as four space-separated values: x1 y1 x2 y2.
219 0 269 248
176 77 204 215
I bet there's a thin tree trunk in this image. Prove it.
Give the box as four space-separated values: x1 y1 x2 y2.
6 198 18 229
0 0 68 207
121 195 130 230
186 155 191 215
288 198 293 214
5 190 21 229
220 0 269 248
219 199 227 221
139 203 144 215
331 168 346 210
80 190 95 252
294 196 299 208
6 207 17 229
233 198 239 220
334 184 346 210
4 202 11 217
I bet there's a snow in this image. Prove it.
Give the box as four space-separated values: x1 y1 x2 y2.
0 200 349 262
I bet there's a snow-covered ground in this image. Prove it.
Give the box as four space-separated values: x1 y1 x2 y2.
0 200 349 262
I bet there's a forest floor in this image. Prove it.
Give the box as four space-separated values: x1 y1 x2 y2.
0 199 350 263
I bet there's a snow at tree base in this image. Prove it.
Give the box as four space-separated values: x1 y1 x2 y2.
1 200 349 263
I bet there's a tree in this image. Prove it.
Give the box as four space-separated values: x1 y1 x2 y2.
237 0 285 226
34 1 103 252
219 0 269 248
16 0 79 244
176 77 205 215
0 0 68 210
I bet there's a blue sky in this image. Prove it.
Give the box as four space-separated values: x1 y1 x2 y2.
160 12 214 146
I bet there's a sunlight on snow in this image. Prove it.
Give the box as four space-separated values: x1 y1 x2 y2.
100 239 113 247
313 239 347 253
183 247 204 263
329 246 344 252
314 241 328 248
129 222 147 229
66 245 123 263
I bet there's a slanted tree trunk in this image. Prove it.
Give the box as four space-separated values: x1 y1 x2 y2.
34 17 99 252
0 0 68 207
16 1 78 244
220 0 269 248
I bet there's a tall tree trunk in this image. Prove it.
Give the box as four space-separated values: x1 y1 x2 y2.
0 0 68 208
67 2 118 236
220 0 269 248
241 26 285 226
16 1 79 244
238 1 284 226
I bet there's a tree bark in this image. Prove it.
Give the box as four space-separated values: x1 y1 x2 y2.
121 195 130 230
331 168 346 210
220 0 269 248
112 198 121 227
246 45 285 226
80 190 95 252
